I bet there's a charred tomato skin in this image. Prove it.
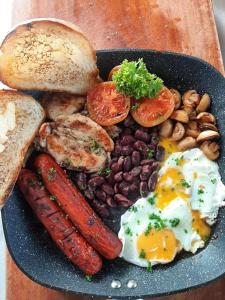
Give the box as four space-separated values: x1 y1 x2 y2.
131 87 175 127
87 81 130 126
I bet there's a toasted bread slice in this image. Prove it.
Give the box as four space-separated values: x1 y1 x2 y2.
0 18 99 94
40 92 85 121
0 90 45 207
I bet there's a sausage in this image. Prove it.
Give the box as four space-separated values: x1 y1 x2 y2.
18 169 102 275
35 154 122 260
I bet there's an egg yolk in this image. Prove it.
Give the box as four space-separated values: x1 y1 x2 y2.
159 138 179 160
192 210 211 241
137 228 178 262
155 168 190 209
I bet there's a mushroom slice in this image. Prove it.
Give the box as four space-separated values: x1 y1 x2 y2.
182 90 200 107
159 119 174 138
170 122 185 141
196 112 215 124
181 105 193 115
177 137 197 151
200 141 220 160
186 121 200 138
170 110 189 123
170 89 181 109
196 93 211 113
196 130 220 143
199 123 218 132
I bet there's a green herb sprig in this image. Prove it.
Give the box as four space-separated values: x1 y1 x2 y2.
112 59 163 99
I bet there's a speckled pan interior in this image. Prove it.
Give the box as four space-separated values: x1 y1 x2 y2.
2 49 225 299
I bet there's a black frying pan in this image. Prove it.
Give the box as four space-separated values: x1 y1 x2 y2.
2 49 225 299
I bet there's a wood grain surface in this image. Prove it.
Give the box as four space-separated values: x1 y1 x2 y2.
4 0 225 299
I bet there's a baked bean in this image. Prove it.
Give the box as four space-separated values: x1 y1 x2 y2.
123 156 132 172
76 172 87 190
123 115 135 127
114 183 120 193
95 189 107 202
151 161 160 172
123 172 133 182
113 144 122 157
92 199 109 217
121 145 133 156
120 135 136 146
119 181 129 191
106 196 117 208
114 171 123 182
140 181 148 197
88 176 105 188
120 186 130 197
140 159 154 166
101 183 114 196
134 129 150 142
148 171 158 191
134 140 148 152
155 145 165 161
114 194 133 207
84 189 94 200
105 172 115 185
129 183 139 193
131 151 141 166
141 165 152 180
129 166 142 177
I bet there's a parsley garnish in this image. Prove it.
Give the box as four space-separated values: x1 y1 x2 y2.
63 157 72 167
198 188 204 195
112 58 163 99
147 193 157 205
131 103 140 111
49 195 56 201
147 149 154 159
147 261 153 273
139 249 146 259
48 167 56 181
90 140 102 152
149 213 166 230
85 275 92 282
211 178 217 184
199 199 204 203
125 227 133 236
28 179 36 187
180 179 191 188
184 229 188 234
169 218 180 227
137 220 140 225
129 206 138 212
175 155 184 166
98 167 111 176
204 235 210 242
145 223 152 236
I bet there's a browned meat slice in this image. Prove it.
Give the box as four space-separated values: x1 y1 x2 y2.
38 113 114 172
40 92 85 121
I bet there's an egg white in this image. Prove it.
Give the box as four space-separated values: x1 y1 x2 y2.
118 148 225 268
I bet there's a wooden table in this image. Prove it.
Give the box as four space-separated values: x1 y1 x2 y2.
3 0 225 299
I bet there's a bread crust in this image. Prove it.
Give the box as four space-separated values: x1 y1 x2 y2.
0 18 99 94
0 90 45 207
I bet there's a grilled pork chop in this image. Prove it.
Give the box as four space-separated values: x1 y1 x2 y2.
38 114 114 173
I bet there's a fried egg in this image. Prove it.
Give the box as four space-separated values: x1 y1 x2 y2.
118 148 225 268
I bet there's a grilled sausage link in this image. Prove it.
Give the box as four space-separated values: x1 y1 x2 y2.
18 169 102 275
35 154 122 259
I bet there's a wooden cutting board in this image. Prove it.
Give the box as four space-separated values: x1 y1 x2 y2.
5 0 225 299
